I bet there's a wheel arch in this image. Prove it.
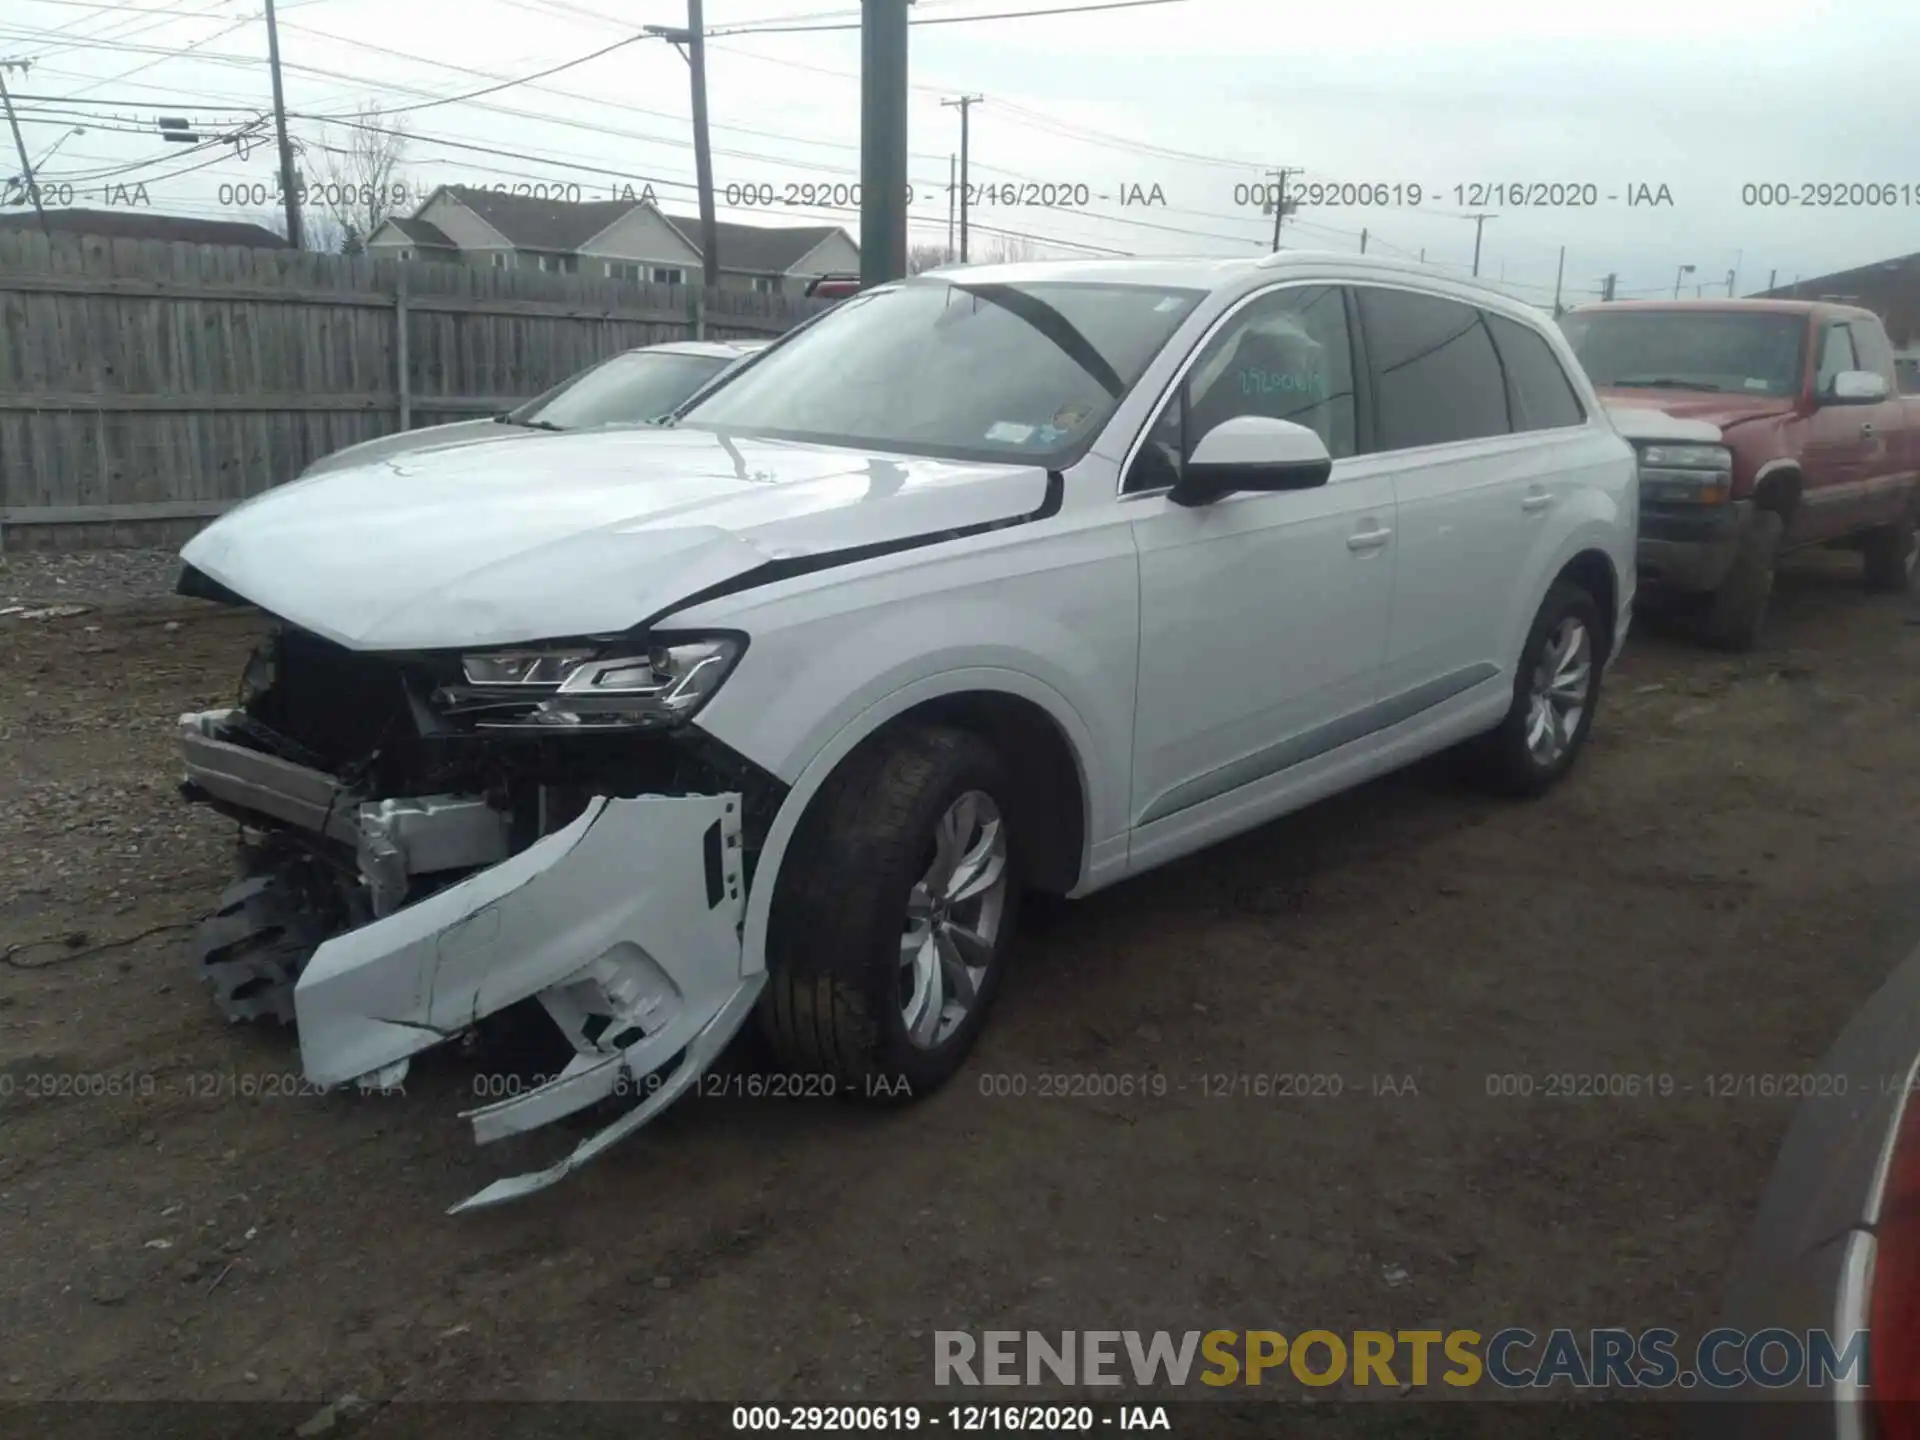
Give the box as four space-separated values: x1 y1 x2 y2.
732 671 1099 980
1751 459 1804 526
1554 547 1620 663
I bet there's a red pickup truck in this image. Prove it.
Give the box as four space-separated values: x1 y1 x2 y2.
1560 299 1920 648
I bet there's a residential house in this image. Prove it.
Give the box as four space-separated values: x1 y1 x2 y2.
366 185 858 296
0 207 288 248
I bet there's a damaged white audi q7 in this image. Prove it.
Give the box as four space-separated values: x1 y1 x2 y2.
174 253 1637 1211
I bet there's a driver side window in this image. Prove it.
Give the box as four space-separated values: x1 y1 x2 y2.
1124 284 1356 492
1816 323 1858 397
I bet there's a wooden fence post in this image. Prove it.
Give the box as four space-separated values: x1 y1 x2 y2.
395 265 412 431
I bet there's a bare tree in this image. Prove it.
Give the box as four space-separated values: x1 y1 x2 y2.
312 105 412 255
907 242 949 274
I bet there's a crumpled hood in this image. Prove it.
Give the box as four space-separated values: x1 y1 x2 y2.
181 427 1052 650
1602 402 1727 446
1601 388 1797 441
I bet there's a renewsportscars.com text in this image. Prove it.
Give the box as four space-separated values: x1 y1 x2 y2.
934 1328 1866 1391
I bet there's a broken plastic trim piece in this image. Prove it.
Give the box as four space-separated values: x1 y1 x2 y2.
449 975 765 1213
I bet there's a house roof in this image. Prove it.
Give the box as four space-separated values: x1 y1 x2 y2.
381 215 456 248
661 214 847 273
439 185 636 251
0 207 288 248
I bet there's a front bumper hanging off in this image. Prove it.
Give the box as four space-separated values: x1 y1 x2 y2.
179 709 758 1212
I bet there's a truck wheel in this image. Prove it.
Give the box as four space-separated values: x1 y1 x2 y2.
1861 510 1918 593
761 724 1022 1097
1700 509 1782 651
1463 579 1603 797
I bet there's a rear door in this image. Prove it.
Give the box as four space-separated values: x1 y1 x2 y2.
1350 285 1535 703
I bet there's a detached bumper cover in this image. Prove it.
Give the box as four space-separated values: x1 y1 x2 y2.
180 710 753 1211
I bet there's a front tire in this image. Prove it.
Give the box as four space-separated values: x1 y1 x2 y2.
1861 509 1918 593
1464 579 1603 797
760 724 1022 1097
1699 508 1782 650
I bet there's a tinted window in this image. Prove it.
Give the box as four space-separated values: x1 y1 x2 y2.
1357 288 1511 450
1559 309 1806 397
680 279 1204 465
1816 324 1858 394
512 350 736 430
1485 312 1586 430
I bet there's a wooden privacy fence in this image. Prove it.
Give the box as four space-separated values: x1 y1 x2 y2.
0 229 834 551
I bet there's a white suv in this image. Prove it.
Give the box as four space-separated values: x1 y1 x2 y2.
174 252 1637 1210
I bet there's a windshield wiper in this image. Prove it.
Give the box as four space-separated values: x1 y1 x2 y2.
1609 376 1723 392
496 413 565 431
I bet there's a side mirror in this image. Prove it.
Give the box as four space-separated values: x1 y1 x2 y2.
1828 370 1889 404
1170 415 1333 507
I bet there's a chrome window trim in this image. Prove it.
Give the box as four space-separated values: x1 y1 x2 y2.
1113 275 1603 500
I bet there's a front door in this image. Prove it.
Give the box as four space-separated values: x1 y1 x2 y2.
1800 319 1877 541
1123 283 1395 832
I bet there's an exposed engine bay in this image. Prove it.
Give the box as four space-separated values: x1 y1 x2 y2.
180 620 787 1211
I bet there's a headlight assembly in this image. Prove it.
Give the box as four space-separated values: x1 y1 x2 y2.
442 635 745 732
1635 442 1734 505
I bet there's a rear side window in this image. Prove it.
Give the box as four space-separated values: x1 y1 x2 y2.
1485 312 1587 431
1356 287 1511 451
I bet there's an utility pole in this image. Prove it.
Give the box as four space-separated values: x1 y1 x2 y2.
1725 270 1736 297
0 59 48 237
1358 227 1367 254
1767 267 1777 292
1462 211 1495 276
647 4 720 286
1266 167 1298 252
941 94 981 263
946 152 955 261
1601 273 1616 300
1552 244 1565 316
687 0 718 288
261 0 301 249
858 0 911 284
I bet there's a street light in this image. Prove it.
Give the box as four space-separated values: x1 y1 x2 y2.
1673 263 1695 298
29 124 83 170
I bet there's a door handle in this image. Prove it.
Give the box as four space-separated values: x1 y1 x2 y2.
1862 422 1877 438
1521 490 1554 513
1347 527 1392 552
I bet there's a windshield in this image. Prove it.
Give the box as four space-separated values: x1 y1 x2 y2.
1559 310 1807 398
509 349 738 430
675 279 1207 464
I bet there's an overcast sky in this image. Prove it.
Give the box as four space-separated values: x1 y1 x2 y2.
3 0 1916 305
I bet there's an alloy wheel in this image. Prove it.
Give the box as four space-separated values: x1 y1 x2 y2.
1525 616 1592 767
899 790 1009 1049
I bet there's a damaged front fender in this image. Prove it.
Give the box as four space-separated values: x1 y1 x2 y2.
290 791 751 1209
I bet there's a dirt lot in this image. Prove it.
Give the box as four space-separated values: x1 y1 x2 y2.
3 550 1919 1421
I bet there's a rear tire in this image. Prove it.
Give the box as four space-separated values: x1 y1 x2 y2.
1463 579 1603 798
1861 509 1918 593
760 724 1022 1099
1699 509 1782 651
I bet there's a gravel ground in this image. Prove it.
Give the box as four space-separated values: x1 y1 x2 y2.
2 551 1919 1430
0 548 185 610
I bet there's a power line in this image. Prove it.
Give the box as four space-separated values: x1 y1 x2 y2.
704 0 1189 36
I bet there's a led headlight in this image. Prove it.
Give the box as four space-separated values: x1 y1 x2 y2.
1634 442 1734 505
448 635 745 731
